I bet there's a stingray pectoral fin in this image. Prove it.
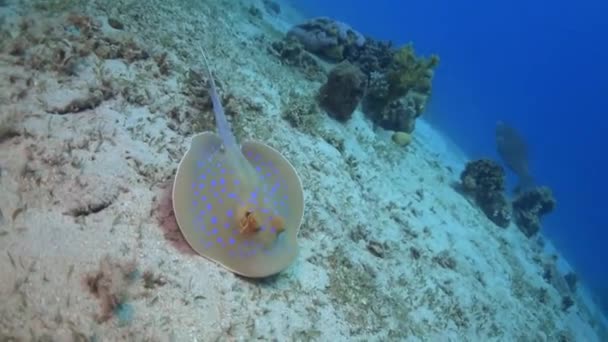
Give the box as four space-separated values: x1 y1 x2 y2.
173 131 223 221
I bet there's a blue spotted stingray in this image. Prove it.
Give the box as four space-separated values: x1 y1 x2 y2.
172 48 304 278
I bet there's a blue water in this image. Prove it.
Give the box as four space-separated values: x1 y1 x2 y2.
295 0 608 312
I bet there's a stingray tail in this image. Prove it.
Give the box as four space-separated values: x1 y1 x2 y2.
199 46 239 152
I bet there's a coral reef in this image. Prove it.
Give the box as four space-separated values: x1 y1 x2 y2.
269 37 325 81
287 17 365 62
366 90 427 133
281 18 438 136
318 61 366 121
346 38 394 76
386 43 438 98
512 186 556 237
460 159 512 227
361 44 438 133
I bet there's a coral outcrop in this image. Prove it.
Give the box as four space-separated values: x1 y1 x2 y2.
280 18 439 136
512 186 556 237
460 159 512 227
269 38 324 81
318 61 366 121
287 17 365 62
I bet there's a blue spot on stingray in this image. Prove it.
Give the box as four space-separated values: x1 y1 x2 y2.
219 178 225 185
224 222 230 229
226 209 233 217
233 179 240 185
206 203 212 211
192 200 198 206
255 166 261 172
205 241 213 249
220 168 226 174
210 216 218 224
229 237 236 245
201 195 207 202
228 193 237 199
199 173 206 180
210 179 217 187
221 187 227 193
211 228 218 235
216 236 223 244
260 225 266 231
213 192 219 198
250 191 257 199
199 210 206 216
198 183 205 189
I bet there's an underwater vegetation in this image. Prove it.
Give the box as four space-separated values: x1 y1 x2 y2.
84 256 166 325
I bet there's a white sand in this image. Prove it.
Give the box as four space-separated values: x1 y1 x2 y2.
0 0 606 341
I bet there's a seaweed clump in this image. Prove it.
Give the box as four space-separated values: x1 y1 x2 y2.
84 256 139 324
460 159 512 227
318 61 367 121
512 186 556 237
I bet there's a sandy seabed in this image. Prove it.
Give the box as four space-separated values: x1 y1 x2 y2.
0 0 607 341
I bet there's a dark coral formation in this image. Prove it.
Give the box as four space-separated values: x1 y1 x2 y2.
345 39 394 76
268 38 324 81
512 186 556 237
318 61 366 121
460 159 512 227
287 17 366 62
366 90 426 133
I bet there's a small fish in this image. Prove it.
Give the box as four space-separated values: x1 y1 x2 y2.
172 47 304 278
495 121 535 191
